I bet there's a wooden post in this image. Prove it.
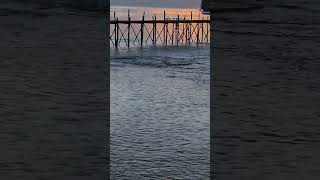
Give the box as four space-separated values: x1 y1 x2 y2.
197 13 200 44
114 12 116 48
176 15 179 45
196 22 200 45
164 11 166 46
185 15 190 45
115 18 119 48
185 16 188 45
114 23 117 48
141 12 145 47
128 9 130 48
171 20 174 45
165 11 169 46
206 17 209 43
152 16 154 45
166 22 169 46
182 17 185 44
201 17 204 43
154 15 157 45
189 11 193 44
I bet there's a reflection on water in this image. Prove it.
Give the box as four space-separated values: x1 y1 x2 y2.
110 21 210 179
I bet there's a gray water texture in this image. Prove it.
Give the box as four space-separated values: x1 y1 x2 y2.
0 4 108 179
111 46 210 179
210 0 320 179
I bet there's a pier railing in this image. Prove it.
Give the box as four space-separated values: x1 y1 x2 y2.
110 11 211 48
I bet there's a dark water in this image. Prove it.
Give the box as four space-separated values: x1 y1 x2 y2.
211 0 320 179
1 5 108 179
111 45 210 179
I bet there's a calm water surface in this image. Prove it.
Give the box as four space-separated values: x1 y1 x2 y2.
110 6 210 179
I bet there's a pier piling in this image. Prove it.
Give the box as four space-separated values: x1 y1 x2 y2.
110 10 210 48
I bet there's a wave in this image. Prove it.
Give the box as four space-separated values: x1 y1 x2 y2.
111 46 209 68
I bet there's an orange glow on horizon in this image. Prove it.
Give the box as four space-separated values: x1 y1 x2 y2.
111 6 209 20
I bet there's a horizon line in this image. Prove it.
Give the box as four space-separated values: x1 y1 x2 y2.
110 5 201 11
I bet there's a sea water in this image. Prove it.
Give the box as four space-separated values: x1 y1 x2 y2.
110 6 210 179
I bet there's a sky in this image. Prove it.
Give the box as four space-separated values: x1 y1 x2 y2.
110 0 201 9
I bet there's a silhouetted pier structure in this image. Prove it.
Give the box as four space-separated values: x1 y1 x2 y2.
110 10 211 48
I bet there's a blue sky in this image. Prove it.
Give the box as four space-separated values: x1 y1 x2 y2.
110 0 201 9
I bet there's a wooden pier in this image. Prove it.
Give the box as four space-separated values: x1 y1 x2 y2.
110 11 211 48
